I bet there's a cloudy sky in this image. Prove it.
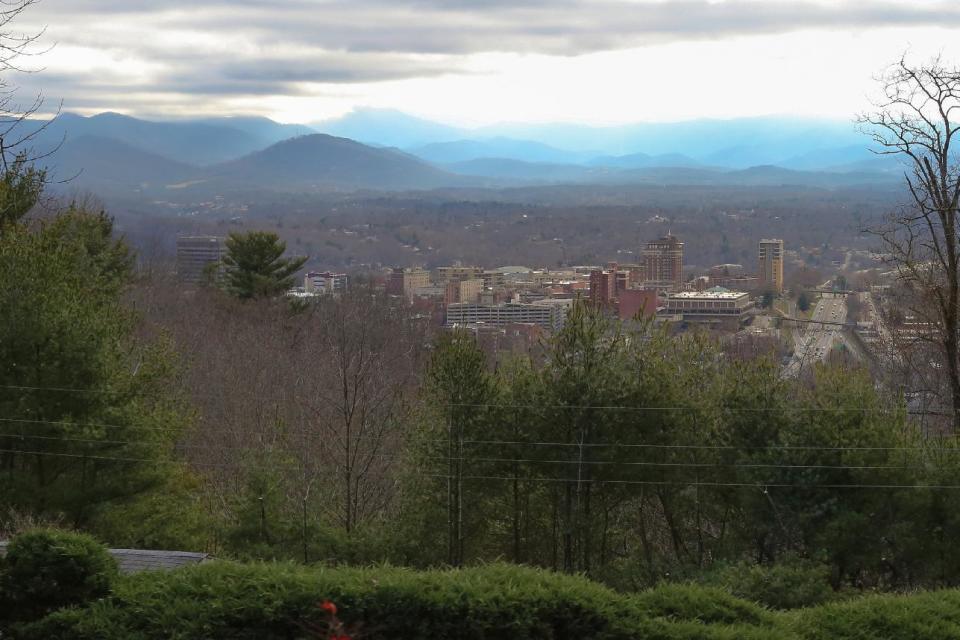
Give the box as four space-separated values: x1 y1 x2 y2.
11 0 960 125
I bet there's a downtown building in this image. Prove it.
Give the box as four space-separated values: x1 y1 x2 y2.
664 287 755 330
758 239 785 294
386 267 431 297
176 235 226 283
642 233 684 292
304 271 349 295
445 299 572 331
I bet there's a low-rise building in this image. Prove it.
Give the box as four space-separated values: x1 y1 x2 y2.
176 235 225 283
304 271 349 295
618 288 659 320
663 287 755 329
446 299 572 331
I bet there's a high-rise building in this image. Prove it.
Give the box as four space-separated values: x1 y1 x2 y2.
386 267 431 297
642 233 684 291
589 269 617 307
758 239 784 294
444 278 484 304
176 235 225 283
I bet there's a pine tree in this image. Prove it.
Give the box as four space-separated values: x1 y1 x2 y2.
223 231 307 299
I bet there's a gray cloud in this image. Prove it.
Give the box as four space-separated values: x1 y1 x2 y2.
12 0 960 115
33 1 960 55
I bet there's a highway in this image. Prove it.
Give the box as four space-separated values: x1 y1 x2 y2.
785 294 847 376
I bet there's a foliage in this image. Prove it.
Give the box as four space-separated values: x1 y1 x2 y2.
702 559 838 610
21 559 960 640
0 203 190 530
0 529 118 625
222 230 307 299
788 589 960 640
0 152 45 231
15 561 779 640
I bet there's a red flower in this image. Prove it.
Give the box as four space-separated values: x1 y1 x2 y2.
320 600 337 616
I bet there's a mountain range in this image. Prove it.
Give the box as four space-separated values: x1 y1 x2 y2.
17 110 907 196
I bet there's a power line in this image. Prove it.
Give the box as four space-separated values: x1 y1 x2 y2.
0 435 953 473
0 383 936 414
2 414 960 454
0 447 957 491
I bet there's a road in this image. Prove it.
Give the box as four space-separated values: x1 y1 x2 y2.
785 294 847 376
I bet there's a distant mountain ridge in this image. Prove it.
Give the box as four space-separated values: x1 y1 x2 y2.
313 109 875 171
25 112 319 166
209 134 462 190
9 110 903 196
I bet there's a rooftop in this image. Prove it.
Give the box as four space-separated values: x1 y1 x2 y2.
669 289 748 300
0 542 210 574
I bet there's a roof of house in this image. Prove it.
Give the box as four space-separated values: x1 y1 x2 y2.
0 542 210 574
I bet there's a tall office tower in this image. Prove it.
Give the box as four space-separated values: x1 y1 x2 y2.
589 269 617 307
642 233 684 291
758 239 785 294
176 235 225 283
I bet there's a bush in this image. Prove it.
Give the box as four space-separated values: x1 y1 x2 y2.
0 529 118 625
704 560 837 610
633 583 774 626
789 589 960 640
18 561 781 640
18 557 960 639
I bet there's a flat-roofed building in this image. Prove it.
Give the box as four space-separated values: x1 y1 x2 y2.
482 270 507 290
664 287 754 329
642 233 684 292
618 288 659 320
759 239 785 294
436 265 484 285
176 235 225 283
445 278 484 304
386 267 431 297
305 271 349 295
589 269 617 308
446 299 572 331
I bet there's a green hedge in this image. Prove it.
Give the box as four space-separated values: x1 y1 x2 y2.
15 559 960 639
16 562 779 639
788 590 960 640
700 559 839 610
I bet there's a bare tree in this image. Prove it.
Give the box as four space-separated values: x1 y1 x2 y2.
297 290 426 534
859 55 960 428
0 0 60 170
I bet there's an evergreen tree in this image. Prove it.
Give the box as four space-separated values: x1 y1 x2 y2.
223 231 307 299
0 204 188 527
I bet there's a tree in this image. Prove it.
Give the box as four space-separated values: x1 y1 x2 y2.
0 205 187 526
859 56 960 427
223 231 306 299
424 330 498 566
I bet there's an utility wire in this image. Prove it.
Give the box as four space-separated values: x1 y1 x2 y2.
0 447 958 491
2 414 959 453
0 435 955 472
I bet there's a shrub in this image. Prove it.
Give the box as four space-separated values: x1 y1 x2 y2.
789 589 960 640
704 560 837 610
18 561 781 640
633 583 774 626
0 529 118 625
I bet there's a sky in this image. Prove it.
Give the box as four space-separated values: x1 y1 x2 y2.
9 0 960 126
